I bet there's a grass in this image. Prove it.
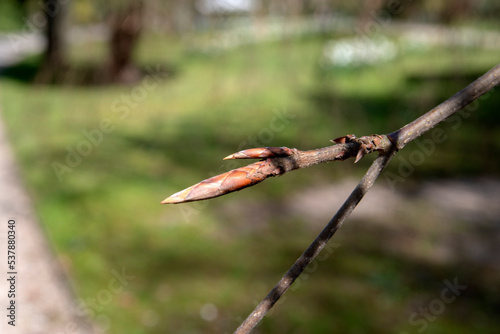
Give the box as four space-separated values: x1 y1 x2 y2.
0 2 24 31
1 30 500 333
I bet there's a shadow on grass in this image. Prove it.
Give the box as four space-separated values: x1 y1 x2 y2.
0 54 178 86
0 60 38 82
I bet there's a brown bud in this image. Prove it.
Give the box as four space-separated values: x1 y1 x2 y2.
161 160 273 204
223 146 293 160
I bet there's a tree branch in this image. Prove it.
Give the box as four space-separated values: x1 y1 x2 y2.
162 64 500 205
231 62 500 334
159 62 500 333
389 63 500 149
162 134 392 203
234 151 396 334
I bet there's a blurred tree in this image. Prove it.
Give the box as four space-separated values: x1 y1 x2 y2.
106 0 144 83
14 0 498 84
35 0 69 83
427 0 473 23
356 0 385 31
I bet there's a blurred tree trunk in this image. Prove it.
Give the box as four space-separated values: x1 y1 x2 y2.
440 0 473 23
356 0 385 32
36 0 69 83
108 1 144 84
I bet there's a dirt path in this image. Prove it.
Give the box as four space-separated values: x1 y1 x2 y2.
0 113 96 334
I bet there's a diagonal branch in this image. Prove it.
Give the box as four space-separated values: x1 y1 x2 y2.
389 63 500 149
232 62 500 334
234 151 396 334
160 62 500 333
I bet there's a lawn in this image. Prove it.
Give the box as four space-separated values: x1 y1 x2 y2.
1 29 500 333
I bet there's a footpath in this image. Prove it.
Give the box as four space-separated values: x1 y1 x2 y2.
0 113 95 333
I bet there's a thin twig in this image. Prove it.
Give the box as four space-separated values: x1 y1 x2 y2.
233 62 500 334
234 151 396 334
389 63 500 149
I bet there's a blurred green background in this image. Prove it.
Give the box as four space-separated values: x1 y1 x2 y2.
1 0 500 333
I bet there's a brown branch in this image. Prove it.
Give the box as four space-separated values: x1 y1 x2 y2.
234 151 396 334
232 62 500 334
389 63 500 149
161 135 392 204
159 62 500 333
162 63 500 205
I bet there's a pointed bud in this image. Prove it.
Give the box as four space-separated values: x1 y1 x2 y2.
161 160 274 204
354 149 365 163
223 146 293 160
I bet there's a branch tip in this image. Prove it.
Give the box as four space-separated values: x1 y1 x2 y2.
161 187 194 204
